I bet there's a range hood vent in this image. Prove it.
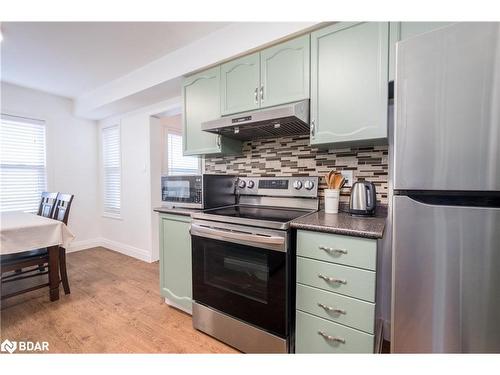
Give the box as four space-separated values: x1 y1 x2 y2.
201 100 310 141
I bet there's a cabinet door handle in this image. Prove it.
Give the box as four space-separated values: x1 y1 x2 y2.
317 303 346 315
311 120 315 137
319 246 348 255
216 135 221 148
254 88 259 104
318 331 346 344
318 274 347 284
260 85 264 101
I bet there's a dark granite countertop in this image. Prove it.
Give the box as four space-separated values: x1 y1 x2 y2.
153 207 201 216
290 210 386 239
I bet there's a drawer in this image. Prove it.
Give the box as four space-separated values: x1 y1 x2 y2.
297 257 376 302
297 230 377 270
296 283 375 334
295 310 374 353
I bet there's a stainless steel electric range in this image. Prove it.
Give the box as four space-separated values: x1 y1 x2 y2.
190 176 319 353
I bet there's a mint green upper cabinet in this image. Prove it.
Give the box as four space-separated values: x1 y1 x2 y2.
221 52 260 115
159 213 192 314
183 66 241 156
389 22 455 80
310 22 389 147
260 34 310 108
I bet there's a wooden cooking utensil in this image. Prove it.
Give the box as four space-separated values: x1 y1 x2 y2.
333 173 342 189
326 170 334 189
329 173 336 189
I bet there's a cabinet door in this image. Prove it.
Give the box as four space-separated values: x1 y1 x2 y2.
159 214 192 314
310 22 389 146
183 66 222 155
260 34 310 108
221 52 260 115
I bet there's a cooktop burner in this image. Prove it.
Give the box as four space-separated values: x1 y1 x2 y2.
203 205 312 223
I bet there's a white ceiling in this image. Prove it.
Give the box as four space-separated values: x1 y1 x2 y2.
0 22 230 98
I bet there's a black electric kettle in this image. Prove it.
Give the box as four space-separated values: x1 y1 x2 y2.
349 181 376 216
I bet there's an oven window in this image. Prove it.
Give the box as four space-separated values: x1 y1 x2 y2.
192 235 287 337
204 247 269 304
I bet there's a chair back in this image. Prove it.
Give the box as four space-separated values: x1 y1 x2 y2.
37 192 58 218
53 193 74 225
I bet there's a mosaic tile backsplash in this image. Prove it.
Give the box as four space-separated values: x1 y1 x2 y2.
205 135 389 205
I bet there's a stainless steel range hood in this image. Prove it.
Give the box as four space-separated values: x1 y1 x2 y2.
201 100 309 141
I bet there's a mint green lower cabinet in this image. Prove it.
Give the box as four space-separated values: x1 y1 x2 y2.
296 310 374 353
159 213 192 314
297 257 376 302
297 230 377 271
295 229 379 353
296 284 375 334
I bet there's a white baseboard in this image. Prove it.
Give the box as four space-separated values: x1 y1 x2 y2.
66 237 152 263
98 238 152 263
67 238 102 253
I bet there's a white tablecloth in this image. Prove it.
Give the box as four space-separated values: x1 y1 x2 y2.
0 212 75 255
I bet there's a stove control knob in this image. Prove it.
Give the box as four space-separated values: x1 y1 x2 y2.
304 180 315 190
247 180 255 189
293 180 303 190
238 179 246 189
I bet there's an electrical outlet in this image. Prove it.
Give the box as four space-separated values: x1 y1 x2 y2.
340 170 353 188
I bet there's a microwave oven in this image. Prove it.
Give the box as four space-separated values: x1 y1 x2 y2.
161 174 236 209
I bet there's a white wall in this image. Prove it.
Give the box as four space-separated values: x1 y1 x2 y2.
98 97 181 262
0 82 100 250
75 22 320 119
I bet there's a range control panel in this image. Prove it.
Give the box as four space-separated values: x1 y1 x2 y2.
237 176 319 198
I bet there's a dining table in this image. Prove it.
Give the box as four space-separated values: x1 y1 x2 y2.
0 211 75 301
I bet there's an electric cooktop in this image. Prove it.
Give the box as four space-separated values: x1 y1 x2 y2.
204 205 312 223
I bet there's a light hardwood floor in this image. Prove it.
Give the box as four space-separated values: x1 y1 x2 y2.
0 247 238 353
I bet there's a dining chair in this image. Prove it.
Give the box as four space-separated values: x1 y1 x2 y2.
37 191 59 218
1 193 75 300
11 192 58 272
52 193 74 294
1 191 58 298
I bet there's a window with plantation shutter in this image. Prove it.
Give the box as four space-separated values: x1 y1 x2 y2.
102 125 121 217
167 132 200 175
0 114 47 213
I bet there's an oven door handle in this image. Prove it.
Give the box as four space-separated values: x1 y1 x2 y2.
190 223 285 249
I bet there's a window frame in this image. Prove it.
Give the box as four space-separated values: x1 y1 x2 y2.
0 113 48 213
101 123 122 220
163 125 201 176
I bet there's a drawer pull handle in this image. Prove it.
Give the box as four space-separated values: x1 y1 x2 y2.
317 303 346 315
318 331 346 344
319 246 347 255
318 274 347 284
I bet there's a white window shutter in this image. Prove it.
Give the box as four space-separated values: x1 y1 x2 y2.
0 115 47 212
167 133 200 175
102 125 121 217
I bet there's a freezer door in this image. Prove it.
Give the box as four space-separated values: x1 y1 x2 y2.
392 195 500 353
395 23 500 191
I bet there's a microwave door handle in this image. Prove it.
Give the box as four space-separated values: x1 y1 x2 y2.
190 224 285 248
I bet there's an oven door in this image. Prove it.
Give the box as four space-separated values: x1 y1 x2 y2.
190 220 288 338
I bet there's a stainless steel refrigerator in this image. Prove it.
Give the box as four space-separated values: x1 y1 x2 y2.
392 23 500 353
